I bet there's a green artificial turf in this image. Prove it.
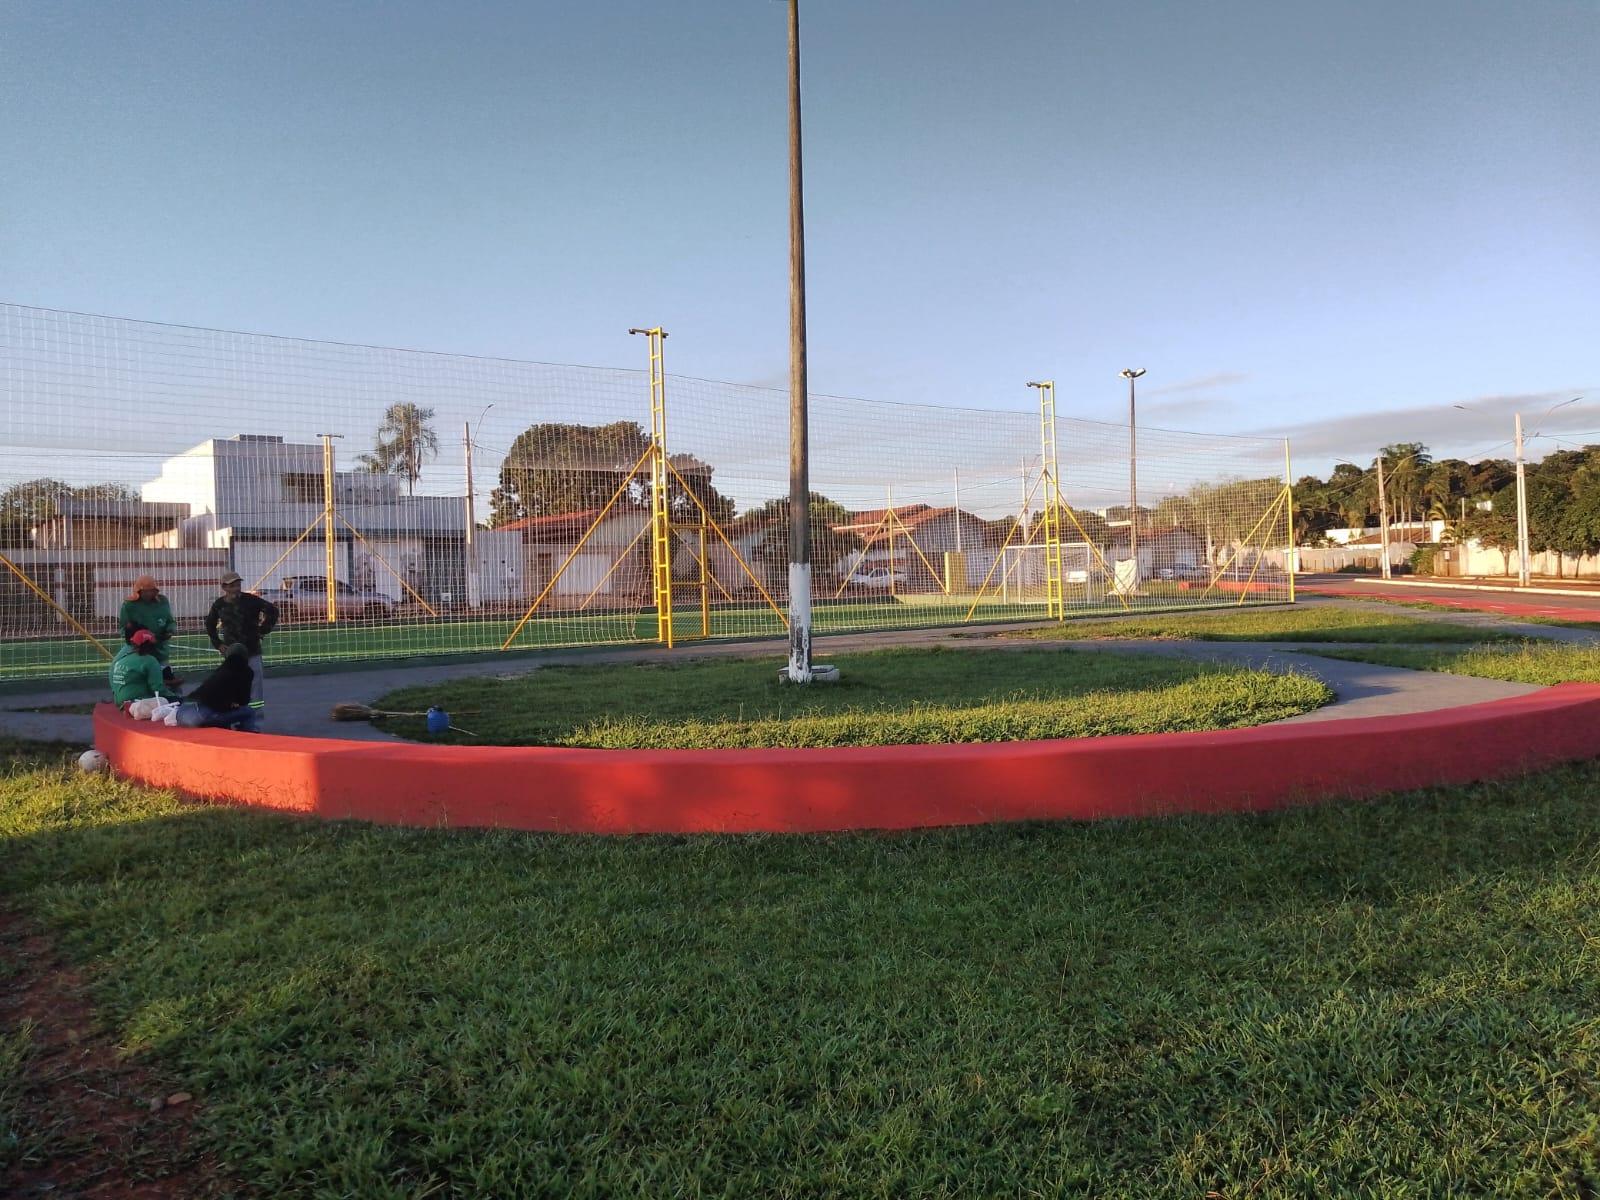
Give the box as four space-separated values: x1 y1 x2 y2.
4 738 1600 1195
999 603 1529 644
1308 639 1600 685
375 646 1330 747
1 593 1293 684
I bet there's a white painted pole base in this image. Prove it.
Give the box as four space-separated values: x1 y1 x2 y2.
786 561 813 683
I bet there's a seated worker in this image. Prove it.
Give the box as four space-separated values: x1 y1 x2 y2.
118 574 181 687
109 629 181 707
175 644 259 731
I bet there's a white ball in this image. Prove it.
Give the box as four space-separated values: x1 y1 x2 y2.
77 749 109 774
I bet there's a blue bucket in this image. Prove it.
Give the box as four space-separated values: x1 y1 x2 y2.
425 706 450 735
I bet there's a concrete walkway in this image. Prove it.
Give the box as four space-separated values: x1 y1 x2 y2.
0 614 1550 745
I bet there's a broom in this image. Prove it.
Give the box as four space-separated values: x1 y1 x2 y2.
330 702 427 722
330 702 482 726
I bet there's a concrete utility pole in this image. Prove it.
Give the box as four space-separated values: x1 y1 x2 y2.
1120 369 1146 577
1514 411 1531 587
785 0 813 683
781 0 834 683
1375 452 1392 581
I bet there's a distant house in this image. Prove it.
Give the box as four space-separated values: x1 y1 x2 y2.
498 506 651 605
141 434 470 605
1103 526 1208 577
832 505 1003 590
30 498 191 550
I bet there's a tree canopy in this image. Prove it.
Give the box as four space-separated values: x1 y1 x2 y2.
490 422 735 527
0 478 139 547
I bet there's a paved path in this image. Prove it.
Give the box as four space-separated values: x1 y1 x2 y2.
0 613 1550 745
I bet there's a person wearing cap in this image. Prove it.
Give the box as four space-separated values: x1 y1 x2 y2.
110 628 181 707
118 575 181 686
204 572 279 726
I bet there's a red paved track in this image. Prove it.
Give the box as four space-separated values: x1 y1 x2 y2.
1299 576 1600 624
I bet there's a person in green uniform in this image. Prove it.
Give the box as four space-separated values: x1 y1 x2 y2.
109 629 181 707
118 574 181 686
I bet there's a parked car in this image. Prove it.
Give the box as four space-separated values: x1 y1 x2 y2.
1173 563 1210 581
262 575 398 620
845 566 910 591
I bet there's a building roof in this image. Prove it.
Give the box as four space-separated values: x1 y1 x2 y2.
53 499 192 522
496 505 648 541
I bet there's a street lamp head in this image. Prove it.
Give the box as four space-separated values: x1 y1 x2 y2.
1120 368 1146 380
1026 380 1052 389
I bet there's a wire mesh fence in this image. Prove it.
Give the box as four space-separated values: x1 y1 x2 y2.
1 304 1293 682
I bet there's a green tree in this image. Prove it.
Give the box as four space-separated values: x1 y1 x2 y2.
0 478 138 548
745 493 864 578
359 402 440 496
490 422 735 528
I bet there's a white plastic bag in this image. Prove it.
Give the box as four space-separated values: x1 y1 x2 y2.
127 698 161 721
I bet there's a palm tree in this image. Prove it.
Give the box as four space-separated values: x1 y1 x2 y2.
359 403 439 496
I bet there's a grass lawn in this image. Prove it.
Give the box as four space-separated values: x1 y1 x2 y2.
1308 640 1600 685
996 603 1529 644
5 738 1600 1196
374 646 1330 748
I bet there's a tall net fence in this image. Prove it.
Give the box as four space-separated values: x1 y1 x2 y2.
1 304 1292 682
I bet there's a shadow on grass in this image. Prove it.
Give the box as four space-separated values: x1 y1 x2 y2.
4 741 1600 1196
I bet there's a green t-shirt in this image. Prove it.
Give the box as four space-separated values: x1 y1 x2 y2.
119 596 176 642
109 644 178 704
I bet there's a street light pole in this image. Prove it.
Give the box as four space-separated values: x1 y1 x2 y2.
463 403 492 609
1514 411 1530 587
1375 452 1392 581
1120 369 1145 578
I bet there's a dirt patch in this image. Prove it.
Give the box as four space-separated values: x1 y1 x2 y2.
0 908 231 1198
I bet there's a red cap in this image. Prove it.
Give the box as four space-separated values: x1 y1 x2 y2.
129 629 157 647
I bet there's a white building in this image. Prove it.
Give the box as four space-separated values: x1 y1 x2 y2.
140 434 476 606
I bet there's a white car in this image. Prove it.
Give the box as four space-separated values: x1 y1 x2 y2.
846 566 909 590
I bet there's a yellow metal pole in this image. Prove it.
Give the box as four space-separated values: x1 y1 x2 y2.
1200 489 1286 601
1029 381 1064 619
630 326 673 648
336 517 440 617
500 446 655 649
1284 438 1296 604
0 551 113 660
664 458 788 629
579 519 650 612
320 433 341 623
249 519 320 592
699 524 710 637
963 469 1048 622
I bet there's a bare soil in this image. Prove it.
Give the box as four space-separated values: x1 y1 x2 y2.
0 908 230 1199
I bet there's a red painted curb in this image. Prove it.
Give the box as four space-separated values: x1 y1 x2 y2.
94 686 1600 834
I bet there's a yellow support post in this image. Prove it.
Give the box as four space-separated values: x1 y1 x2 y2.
1284 437 1296 604
698 524 711 637
499 446 655 649
1030 381 1065 619
630 326 674 648
319 433 342 623
664 458 789 630
0 551 112 660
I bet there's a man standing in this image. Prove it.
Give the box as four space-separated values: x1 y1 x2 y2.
204 571 279 729
118 574 181 686
109 629 180 707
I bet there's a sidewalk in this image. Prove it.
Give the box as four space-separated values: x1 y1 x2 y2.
0 618 1548 746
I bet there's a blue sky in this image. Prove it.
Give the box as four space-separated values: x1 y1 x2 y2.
3 0 1596 475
